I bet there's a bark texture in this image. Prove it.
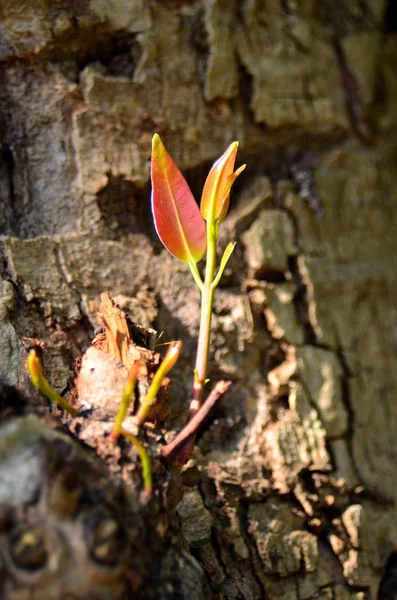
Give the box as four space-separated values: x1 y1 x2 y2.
1 1 397 598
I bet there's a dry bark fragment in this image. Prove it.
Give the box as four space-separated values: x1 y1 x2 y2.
76 291 170 428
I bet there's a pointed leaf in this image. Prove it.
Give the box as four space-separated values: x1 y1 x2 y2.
200 142 244 223
213 241 236 288
151 134 206 263
218 164 246 221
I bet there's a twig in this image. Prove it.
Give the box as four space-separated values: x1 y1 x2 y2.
161 380 231 462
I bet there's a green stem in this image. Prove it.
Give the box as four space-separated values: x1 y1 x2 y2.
41 379 78 416
121 428 152 495
136 341 181 424
190 220 217 417
112 362 140 440
188 261 203 292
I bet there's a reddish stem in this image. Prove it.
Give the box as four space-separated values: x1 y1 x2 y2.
161 380 230 462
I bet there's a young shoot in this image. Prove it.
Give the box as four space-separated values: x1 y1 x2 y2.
111 340 182 493
27 349 77 416
151 134 245 461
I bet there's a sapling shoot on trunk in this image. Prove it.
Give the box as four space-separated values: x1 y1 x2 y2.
27 134 245 494
150 134 245 462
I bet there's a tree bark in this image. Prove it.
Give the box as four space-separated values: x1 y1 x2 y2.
1 1 397 598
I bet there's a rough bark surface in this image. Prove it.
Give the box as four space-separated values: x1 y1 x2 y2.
1 1 397 598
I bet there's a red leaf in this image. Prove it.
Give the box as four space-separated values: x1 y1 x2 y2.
151 134 206 263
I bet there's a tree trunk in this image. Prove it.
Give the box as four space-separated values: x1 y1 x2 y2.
1 1 397 598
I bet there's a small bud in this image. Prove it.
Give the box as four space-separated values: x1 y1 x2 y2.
27 349 77 416
27 349 42 389
200 142 245 224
